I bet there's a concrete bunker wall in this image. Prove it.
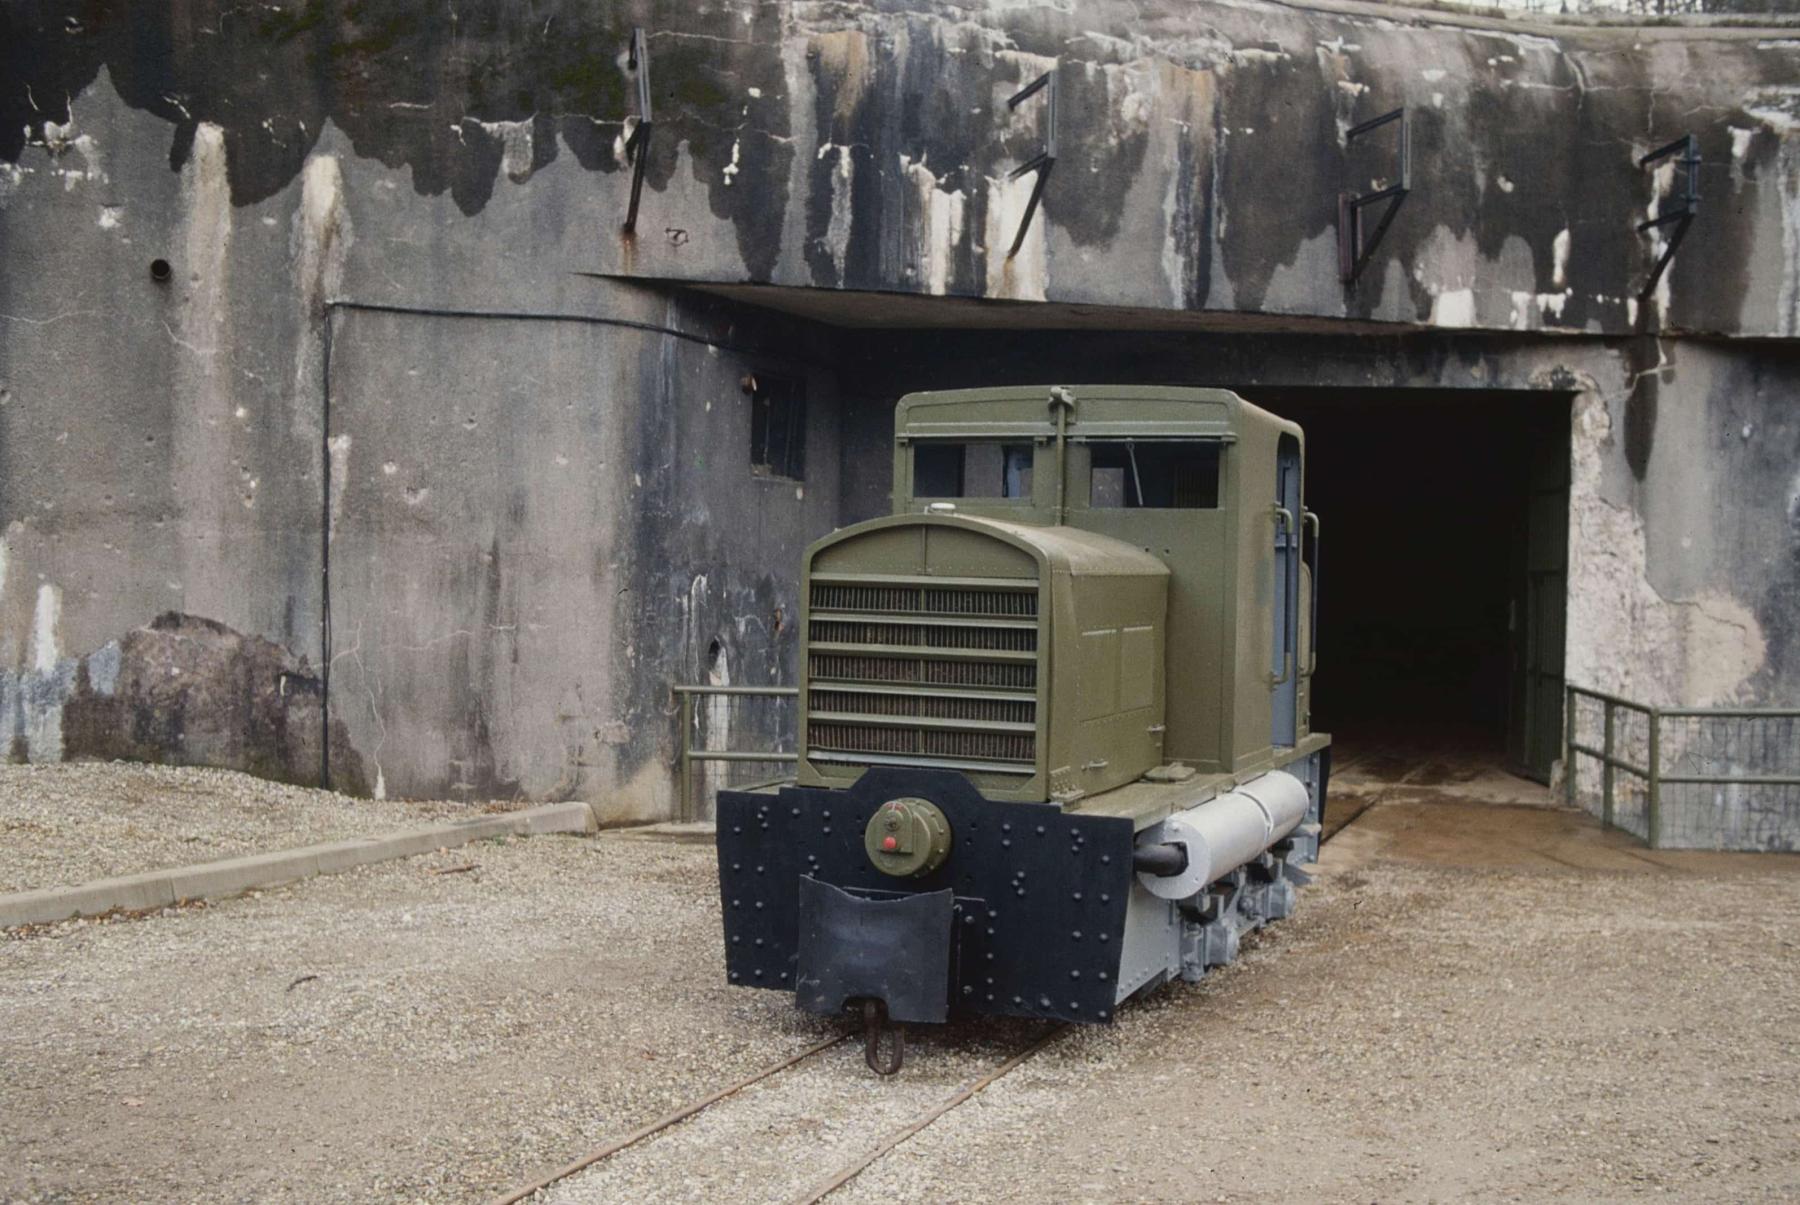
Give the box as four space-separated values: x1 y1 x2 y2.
0 283 841 818
10 3 1800 337
0 58 844 816
2 3 1798 827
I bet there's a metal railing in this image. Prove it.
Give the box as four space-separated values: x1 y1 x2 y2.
1565 684 1800 850
672 684 798 823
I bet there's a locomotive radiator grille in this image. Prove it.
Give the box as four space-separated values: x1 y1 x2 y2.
805 577 1041 778
809 724 1036 763
808 654 1037 690
809 689 1035 726
809 618 1037 653
811 582 1038 619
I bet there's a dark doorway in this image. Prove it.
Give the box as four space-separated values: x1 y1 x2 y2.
1240 389 1571 782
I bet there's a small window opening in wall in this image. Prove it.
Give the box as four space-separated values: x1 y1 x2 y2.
1089 440 1221 509
748 373 806 481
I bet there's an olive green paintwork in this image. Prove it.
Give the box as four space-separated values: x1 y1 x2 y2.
864 797 954 877
798 512 1169 803
796 384 1324 806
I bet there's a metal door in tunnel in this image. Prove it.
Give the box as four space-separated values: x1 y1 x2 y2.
1506 405 1570 783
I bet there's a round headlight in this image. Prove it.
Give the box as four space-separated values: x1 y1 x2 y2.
863 797 952 878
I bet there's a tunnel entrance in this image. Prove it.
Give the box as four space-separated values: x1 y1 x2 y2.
677 286 1577 796
1239 388 1572 784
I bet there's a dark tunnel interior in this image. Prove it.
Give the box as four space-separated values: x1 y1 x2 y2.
1241 389 1571 773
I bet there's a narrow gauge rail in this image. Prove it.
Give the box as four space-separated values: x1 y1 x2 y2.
489 1024 1066 1205
489 810 1359 1205
489 1032 850 1205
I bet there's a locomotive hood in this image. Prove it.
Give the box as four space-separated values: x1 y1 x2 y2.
799 512 1169 805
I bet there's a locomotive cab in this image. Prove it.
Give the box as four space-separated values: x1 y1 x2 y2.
717 386 1330 1059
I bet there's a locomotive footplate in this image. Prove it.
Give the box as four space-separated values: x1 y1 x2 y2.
718 768 1138 1025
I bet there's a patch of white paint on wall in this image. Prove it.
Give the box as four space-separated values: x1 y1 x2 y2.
901 154 966 296
33 583 61 675
476 119 536 183
983 169 1048 302
817 145 855 278
1642 156 1680 325
1430 287 1476 327
327 434 352 538
1509 291 1534 329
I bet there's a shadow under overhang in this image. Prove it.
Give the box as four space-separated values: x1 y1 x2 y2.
594 277 1422 337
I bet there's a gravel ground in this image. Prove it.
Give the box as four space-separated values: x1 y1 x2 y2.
4 762 1799 1203
542 1020 1049 1205
828 805 1800 1204
0 762 518 892
2 824 831 1203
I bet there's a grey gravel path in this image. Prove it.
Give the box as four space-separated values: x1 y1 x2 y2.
0 761 518 892
541 1021 1045 1205
4 762 1799 1203
2 827 827 1203
829 806 1800 1204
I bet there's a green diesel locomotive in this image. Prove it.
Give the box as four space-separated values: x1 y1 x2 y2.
717 386 1329 1070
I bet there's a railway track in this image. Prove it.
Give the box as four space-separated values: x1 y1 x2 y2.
491 1031 854 1205
491 1021 1069 1204
492 799 1365 1205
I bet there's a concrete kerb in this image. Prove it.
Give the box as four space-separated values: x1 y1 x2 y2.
0 801 597 929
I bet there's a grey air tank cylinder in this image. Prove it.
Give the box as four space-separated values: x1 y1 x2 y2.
1132 770 1310 900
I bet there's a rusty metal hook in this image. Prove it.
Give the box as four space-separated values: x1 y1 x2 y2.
861 999 904 1076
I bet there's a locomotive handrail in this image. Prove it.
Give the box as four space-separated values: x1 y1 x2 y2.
673 684 800 823
1565 683 1800 849
1302 509 1321 677
1269 505 1294 687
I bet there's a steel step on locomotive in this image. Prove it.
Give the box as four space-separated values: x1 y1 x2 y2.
717 386 1329 1071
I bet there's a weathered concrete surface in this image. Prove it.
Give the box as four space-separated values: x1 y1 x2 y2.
7 2 1800 334
0 65 838 809
1 0 1797 816
324 302 832 812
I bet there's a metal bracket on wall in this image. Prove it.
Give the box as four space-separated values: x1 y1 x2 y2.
622 26 654 234
1337 108 1410 286
1004 70 1058 259
1637 135 1699 301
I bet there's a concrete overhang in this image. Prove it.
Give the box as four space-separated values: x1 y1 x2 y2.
632 280 1414 337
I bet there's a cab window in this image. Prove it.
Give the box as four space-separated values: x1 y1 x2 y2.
1089 440 1221 509
914 442 1034 500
